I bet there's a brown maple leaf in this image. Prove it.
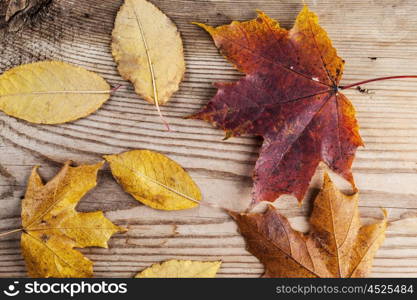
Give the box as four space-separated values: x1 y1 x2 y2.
192 5 363 204
230 173 387 278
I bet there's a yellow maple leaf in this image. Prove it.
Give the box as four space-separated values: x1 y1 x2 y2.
112 0 185 106
104 150 201 210
135 260 222 278
21 161 125 278
0 61 111 124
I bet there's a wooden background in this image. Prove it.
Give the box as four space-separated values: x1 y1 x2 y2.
1 0 417 278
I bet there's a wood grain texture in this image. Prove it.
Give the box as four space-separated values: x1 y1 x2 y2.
1 0 417 277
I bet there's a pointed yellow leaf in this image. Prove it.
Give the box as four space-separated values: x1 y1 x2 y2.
0 61 110 124
135 260 221 278
104 150 201 210
112 0 185 105
21 161 125 278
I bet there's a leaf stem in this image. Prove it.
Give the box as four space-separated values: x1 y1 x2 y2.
110 84 123 93
0 228 23 238
340 75 417 90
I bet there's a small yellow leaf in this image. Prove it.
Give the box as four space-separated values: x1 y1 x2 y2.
135 260 222 278
0 61 110 124
21 161 125 278
104 150 201 210
112 0 185 105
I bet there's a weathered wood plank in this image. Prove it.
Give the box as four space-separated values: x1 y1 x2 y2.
1 0 417 277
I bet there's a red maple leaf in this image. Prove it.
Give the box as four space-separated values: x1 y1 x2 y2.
192 5 364 204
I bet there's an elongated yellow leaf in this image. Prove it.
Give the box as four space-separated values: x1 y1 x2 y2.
0 61 110 124
135 260 221 278
111 0 185 105
21 161 125 278
104 150 201 210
